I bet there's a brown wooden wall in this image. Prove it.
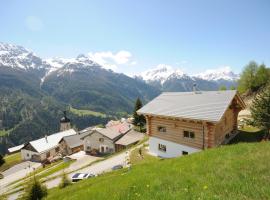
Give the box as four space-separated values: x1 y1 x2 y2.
214 106 235 146
148 116 205 149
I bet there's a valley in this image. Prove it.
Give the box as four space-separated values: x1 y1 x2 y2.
0 42 238 154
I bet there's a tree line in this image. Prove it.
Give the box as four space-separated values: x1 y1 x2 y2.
238 61 270 94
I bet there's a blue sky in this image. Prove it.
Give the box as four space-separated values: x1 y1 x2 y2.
1 0 269 75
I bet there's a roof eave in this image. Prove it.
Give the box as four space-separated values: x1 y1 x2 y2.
137 112 218 124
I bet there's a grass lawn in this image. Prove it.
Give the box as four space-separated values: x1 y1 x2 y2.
130 145 159 165
46 142 270 200
38 160 74 180
70 107 106 118
0 152 21 172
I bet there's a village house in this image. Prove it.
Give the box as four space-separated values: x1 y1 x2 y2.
58 131 89 156
137 90 245 158
81 127 125 155
115 129 145 151
81 121 144 155
21 129 77 162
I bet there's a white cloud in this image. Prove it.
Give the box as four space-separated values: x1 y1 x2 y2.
25 16 44 31
88 50 135 71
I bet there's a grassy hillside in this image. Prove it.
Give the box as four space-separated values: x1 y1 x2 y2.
69 106 107 118
0 152 21 172
47 142 270 200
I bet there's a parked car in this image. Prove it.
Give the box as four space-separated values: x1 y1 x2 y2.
71 173 95 182
112 164 123 171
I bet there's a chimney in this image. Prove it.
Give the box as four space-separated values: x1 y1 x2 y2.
45 134 48 143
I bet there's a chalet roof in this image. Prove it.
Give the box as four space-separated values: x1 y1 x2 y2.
137 90 245 123
24 129 77 153
115 130 145 146
96 128 123 140
80 127 124 141
61 132 88 148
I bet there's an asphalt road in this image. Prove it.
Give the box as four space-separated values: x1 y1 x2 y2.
0 161 41 194
45 151 127 189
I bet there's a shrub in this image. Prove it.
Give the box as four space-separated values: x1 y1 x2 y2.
20 176 47 200
58 171 71 189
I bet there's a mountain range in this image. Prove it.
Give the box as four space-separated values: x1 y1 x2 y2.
136 64 238 91
0 42 238 153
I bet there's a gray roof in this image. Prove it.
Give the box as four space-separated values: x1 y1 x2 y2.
80 128 123 140
96 128 123 140
137 90 243 123
115 130 145 146
61 132 89 148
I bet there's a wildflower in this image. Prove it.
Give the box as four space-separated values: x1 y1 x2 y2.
203 185 208 190
146 184 150 188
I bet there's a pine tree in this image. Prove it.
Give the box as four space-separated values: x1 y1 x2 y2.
20 176 47 200
250 86 270 139
132 98 146 132
0 154 5 166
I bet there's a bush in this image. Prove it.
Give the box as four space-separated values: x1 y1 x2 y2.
58 171 71 189
0 154 5 166
20 176 47 200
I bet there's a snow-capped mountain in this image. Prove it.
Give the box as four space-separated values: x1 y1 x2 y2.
139 64 187 84
139 65 239 84
0 42 47 71
42 55 100 82
0 41 238 93
137 65 238 91
193 66 239 81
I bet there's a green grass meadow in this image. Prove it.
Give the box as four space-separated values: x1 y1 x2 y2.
47 141 270 200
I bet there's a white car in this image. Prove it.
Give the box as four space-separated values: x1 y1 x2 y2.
71 173 95 182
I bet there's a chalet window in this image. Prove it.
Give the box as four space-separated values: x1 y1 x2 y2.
183 131 195 139
99 138 104 142
27 153 29 157
158 144 166 152
182 151 188 155
87 146 91 150
157 126 166 133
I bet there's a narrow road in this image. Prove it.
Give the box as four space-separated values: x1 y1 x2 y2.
0 161 41 194
45 152 127 189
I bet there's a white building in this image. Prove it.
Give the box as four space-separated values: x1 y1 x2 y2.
21 129 76 162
